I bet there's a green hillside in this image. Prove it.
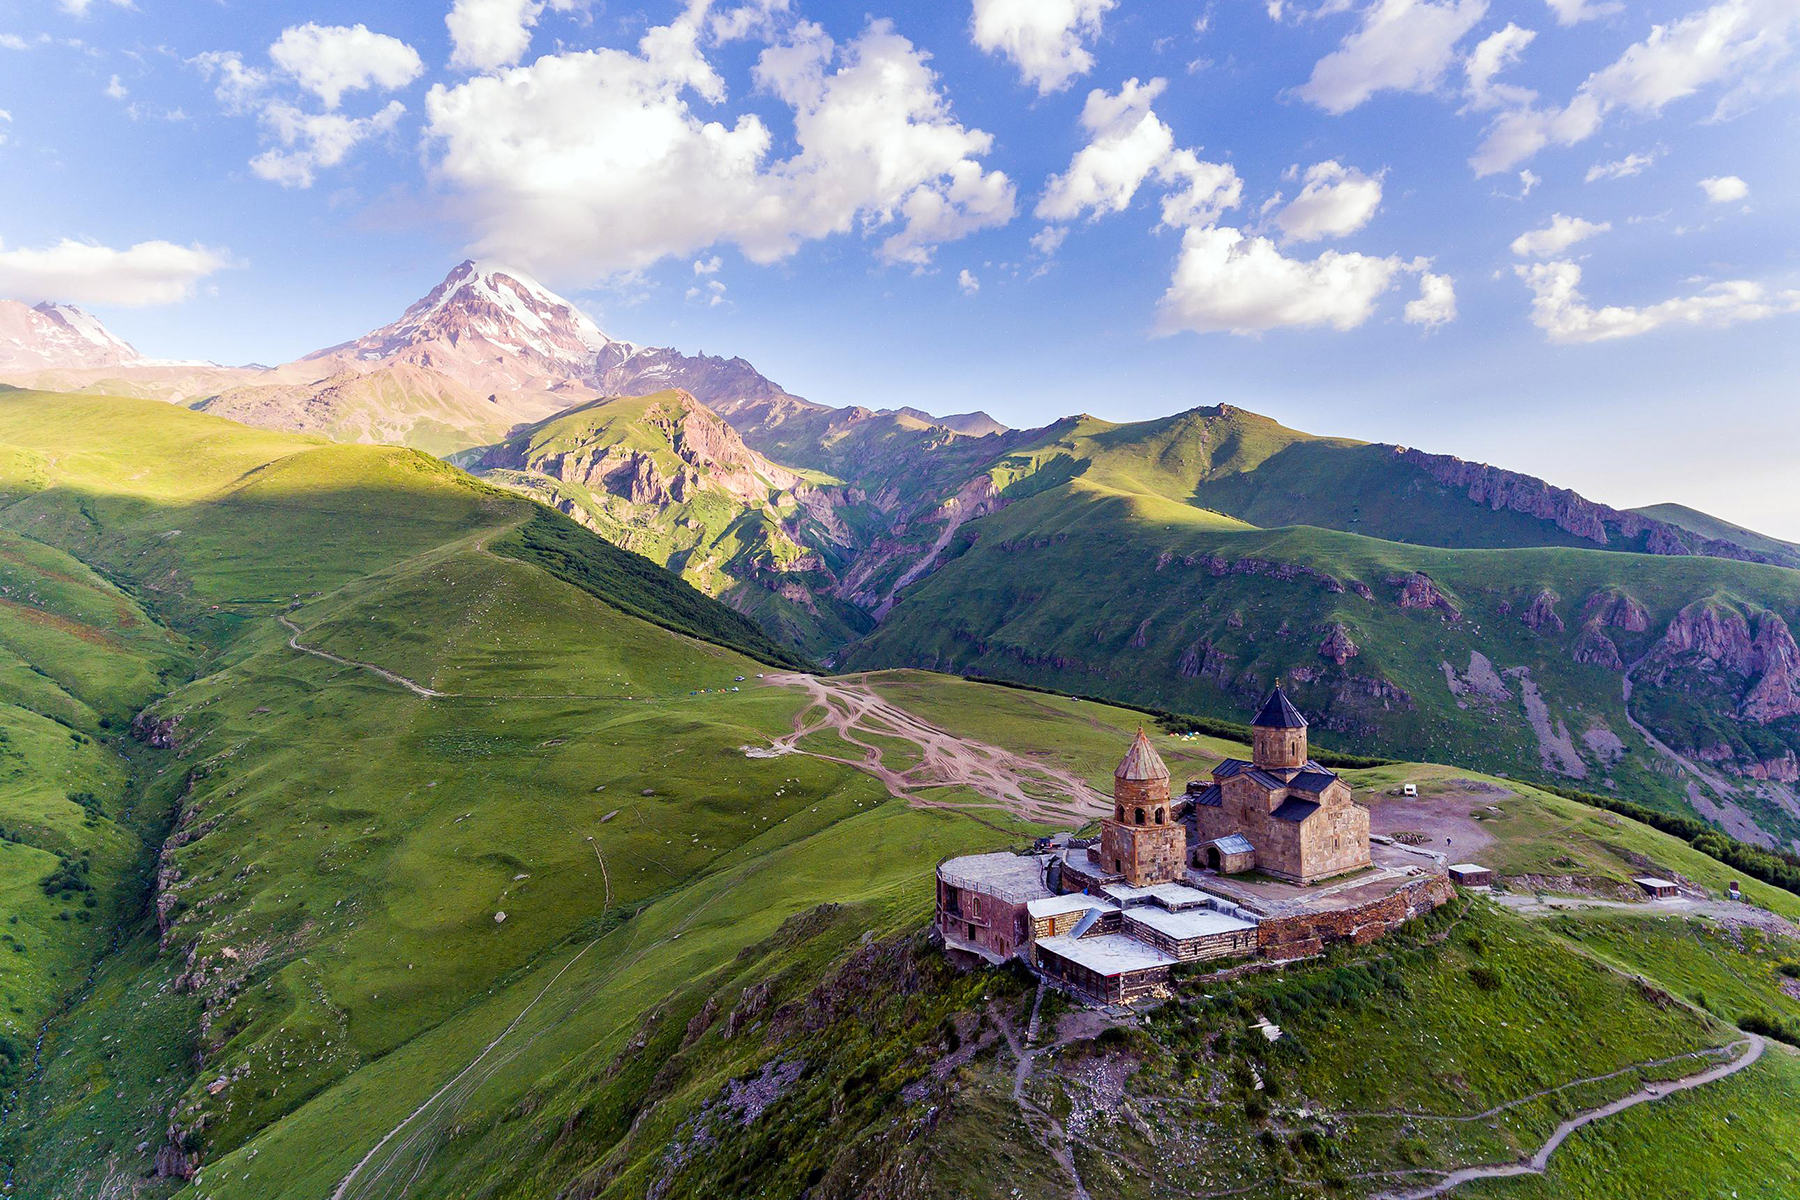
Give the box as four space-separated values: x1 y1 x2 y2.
1 390 1796 1200
474 391 868 656
1633 501 1800 563
845 408 1800 850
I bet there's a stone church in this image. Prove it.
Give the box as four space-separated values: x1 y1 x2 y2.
1186 685 1371 884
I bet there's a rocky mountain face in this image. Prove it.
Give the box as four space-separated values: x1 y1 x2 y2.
0 299 143 370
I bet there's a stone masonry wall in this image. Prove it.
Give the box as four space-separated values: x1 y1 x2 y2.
1256 872 1454 961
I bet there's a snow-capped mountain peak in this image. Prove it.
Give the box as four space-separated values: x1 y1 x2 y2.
0 300 143 371
310 260 628 377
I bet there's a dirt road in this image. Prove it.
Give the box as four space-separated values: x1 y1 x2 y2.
279 614 446 699
764 673 1110 824
1370 1035 1765 1199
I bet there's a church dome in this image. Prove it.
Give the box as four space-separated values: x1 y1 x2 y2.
1115 728 1170 781
1253 685 1307 729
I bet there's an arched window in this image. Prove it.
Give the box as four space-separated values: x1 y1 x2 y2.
1134 807 1145 825
1115 804 1125 821
1155 807 1166 824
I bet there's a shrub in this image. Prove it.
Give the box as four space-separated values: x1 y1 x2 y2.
1468 966 1503 992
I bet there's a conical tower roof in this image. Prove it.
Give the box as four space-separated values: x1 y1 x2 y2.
1115 727 1170 781
1253 684 1307 729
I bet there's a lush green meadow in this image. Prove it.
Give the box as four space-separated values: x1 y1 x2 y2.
0 390 1795 1199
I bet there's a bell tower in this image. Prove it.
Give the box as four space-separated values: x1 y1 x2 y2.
1098 729 1186 885
1251 683 1308 772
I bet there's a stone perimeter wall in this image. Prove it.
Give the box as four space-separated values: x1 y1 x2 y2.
1256 872 1455 961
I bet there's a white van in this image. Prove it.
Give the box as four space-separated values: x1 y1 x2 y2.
1402 784 1418 797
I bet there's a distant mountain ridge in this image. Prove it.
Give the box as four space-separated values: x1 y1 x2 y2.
0 298 144 370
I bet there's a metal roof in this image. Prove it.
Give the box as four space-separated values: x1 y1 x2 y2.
1209 833 1255 855
1271 798 1321 823
1189 783 1223 807
1253 686 1308 729
1288 768 1339 794
1036 933 1177 976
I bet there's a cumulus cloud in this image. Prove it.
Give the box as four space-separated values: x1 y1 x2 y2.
685 278 727 306
1463 22 1535 111
1273 160 1383 241
1699 174 1749 202
447 0 591 72
1517 259 1800 342
693 255 722 274
424 16 1015 277
1030 224 1069 256
105 73 127 100
1518 168 1541 195
971 0 1116 94
250 100 406 188
1406 270 1457 327
958 267 980 294
1543 0 1622 27
1035 78 1241 229
0 237 233 306
268 23 423 109
1295 0 1489 114
1472 0 1800 176
1510 213 1610 256
1158 225 1431 335
1585 150 1657 181
56 0 132 16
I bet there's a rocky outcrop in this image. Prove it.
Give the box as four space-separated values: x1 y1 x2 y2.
1584 588 1651 632
1521 589 1564 633
1389 573 1461 622
1176 639 1232 682
1395 446 1792 567
1572 625 1624 669
131 710 181 749
1645 601 1800 724
1318 624 1359 665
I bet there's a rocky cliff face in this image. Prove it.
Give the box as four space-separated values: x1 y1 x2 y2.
1643 600 1800 724
1396 447 1796 568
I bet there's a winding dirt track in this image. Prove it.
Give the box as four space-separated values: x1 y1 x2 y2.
1369 1035 1765 1199
765 673 1110 824
279 615 446 698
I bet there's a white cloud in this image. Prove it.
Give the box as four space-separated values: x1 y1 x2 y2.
1405 270 1457 326
191 50 270 113
1295 0 1489 114
447 0 590 72
0 237 233 306
56 0 132 16
1544 0 1622 27
1 34 30 51
1518 168 1540 195
711 0 790 42
1158 224 1423 334
269 23 423 109
958 267 980 294
1585 150 1657 181
1035 78 1241 229
693 255 723 274
1517 259 1800 342
1463 22 1535 111
1273 160 1383 241
1472 0 1800 175
250 100 406 188
685 278 727 306
971 0 1116 94
424 16 1015 277
1699 174 1749 202
0 109 10 148
1031 224 1069 255
105 73 127 99
1510 212 1611 256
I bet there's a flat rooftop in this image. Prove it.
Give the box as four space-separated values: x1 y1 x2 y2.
1027 894 1115 919
1449 863 1489 873
1123 905 1257 941
1634 876 1679 889
938 852 1052 905
1100 882 1214 910
1037 933 1177 976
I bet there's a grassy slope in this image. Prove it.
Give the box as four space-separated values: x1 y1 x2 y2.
1634 500 1800 561
1 392 1793 1198
846 470 1800 846
476 392 866 657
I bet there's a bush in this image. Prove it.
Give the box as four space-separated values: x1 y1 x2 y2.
1468 966 1503 992
1739 1011 1800 1047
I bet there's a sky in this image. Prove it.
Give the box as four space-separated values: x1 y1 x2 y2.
1 0 1797 534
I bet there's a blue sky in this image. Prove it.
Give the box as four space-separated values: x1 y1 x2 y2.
2 0 1797 534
